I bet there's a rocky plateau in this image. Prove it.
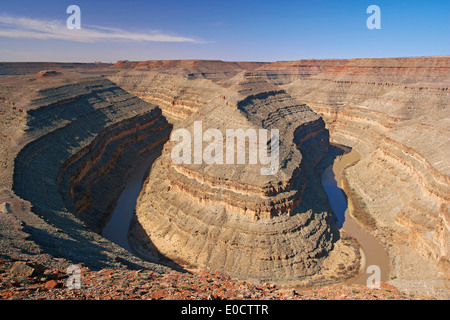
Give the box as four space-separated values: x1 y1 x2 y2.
0 57 448 299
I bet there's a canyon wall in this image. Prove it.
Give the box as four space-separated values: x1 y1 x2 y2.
112 57 449 292
259 57 449 284
1 57 448 293
0 68 172 271
116 70 361 285
108 60 267 120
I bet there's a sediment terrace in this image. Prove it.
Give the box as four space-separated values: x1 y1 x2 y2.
0 57 448 297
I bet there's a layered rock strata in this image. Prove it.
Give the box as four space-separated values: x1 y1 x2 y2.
264 57 450 286
113 57 449 295
109 60 267 120
1 69 172 271
1 57 447 295
110 70 224 120
129 74 359 284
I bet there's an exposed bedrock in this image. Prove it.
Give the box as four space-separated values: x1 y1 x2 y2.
113 57 449 293
9 74 172 271
2 57 447 293
129 75 359 285
109 70 229 120
270 57 450 282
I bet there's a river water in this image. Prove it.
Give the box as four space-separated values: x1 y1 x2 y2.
321 146 390 285
102 145 389 286
322 165 346 228
101 158 153 252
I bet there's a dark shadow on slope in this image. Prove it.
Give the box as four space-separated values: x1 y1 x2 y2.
12 88 176 271
22 224 151 271
288 144 349 259
127 217 189 273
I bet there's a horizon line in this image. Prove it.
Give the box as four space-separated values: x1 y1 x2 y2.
0 54 449 64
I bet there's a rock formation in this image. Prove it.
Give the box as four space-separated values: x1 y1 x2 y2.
111 57 449 294
0 57 448 296
264 57 449 281
116 72 360 285
0 67 172 271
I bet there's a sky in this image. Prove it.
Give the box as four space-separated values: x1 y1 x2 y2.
0 0 449 62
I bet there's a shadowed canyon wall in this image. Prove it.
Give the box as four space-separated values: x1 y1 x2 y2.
0 68 172 271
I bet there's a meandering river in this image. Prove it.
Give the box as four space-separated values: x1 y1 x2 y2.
322 145 390 285
101 157 153 253
102 145 389 286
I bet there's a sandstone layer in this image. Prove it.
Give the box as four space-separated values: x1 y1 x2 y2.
116 70 360 285
0 66 172 272
257 57 450 297
111 57 449 296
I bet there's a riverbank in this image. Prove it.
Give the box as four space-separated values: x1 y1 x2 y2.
327 144 390 285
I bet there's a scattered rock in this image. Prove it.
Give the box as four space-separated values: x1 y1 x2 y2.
0 262 429 300
44 280 61 290
36 70 61 77
9 261 45 278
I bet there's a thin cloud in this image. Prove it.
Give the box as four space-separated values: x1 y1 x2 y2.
0 14 204 43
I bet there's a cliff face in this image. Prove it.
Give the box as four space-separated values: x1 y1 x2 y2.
0 68 172 271
108 60 269 120
112 57 449 293
263 57 450 281
0 57 447 295
116 69 360 285
109 70 224 120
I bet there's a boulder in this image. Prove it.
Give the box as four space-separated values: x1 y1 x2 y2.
9 261 45 277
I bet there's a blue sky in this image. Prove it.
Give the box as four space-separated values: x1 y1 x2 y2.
0 0 448 62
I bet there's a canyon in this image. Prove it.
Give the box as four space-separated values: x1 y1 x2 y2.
0 57 448 298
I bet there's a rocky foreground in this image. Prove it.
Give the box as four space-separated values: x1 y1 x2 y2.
0 257 426 300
